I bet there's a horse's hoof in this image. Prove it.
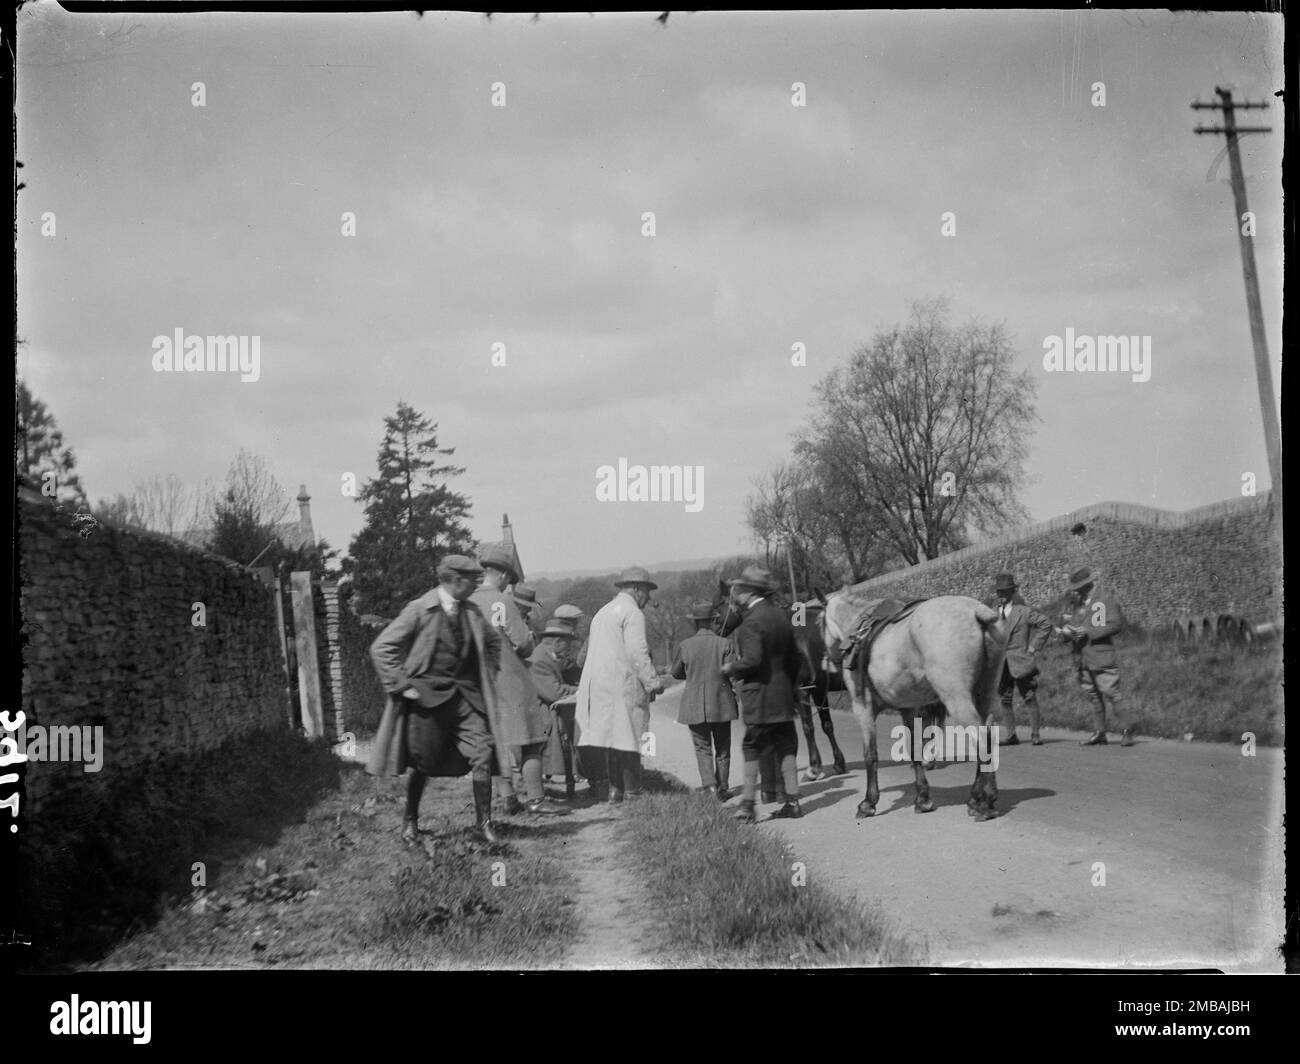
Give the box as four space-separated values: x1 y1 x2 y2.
856 803 876 819
832 761 848 777
803 767 825 783
914 801 934 814
967 803 977 817
972 808 1000 822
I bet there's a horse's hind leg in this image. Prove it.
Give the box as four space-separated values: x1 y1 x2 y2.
901 707 933 814
797 696 824 781
967 763 1000 822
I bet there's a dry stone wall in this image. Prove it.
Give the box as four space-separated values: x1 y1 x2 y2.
846 494 1280 628
17 487 288 808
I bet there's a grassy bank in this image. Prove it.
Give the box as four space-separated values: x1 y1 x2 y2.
20 726 343 970
78 764 579 971
1031 634 1282 744
618 785 923 967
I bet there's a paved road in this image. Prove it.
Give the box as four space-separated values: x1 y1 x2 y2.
644 683 1284 971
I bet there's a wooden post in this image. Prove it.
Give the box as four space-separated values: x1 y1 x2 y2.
290 571 324 737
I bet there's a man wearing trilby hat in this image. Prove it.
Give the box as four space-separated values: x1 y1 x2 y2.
991 571 1053 746
472 545 568 817
366 555 508 844
671 601 739 799
574 567 665 803
720 565 804 822
1058 566 1134 747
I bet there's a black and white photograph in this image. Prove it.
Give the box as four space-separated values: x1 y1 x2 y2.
8 2 1288 1005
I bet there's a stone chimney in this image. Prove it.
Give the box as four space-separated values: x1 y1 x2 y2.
297 484 316 551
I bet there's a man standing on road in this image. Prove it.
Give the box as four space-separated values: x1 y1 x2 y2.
575 568 665 803
721 566 804 823
472 546 568 817
991 572 1053 746
670 601 738 800
366 555 506 845
1058 567 1134 747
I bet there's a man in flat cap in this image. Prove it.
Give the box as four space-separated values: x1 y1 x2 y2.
366 555 506 844
1059 567 1134 747
575 568 665 803
473 546 567 816
991 572 1053 746
552 603 589 675
721 566 804 822
671 601 738 798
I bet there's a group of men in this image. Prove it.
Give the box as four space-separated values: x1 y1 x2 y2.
989 565 1132 748
365 548 1134 845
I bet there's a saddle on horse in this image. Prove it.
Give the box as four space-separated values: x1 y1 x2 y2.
838 598 928 680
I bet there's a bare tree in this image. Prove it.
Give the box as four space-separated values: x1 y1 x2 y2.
97 473 209 537
798 298 1035 566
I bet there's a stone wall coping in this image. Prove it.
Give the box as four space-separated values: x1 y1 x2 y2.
849 492 1274 594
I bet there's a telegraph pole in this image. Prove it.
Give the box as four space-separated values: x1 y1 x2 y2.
1192 87 1282 519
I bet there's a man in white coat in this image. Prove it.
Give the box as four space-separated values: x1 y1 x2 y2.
575 567 665 803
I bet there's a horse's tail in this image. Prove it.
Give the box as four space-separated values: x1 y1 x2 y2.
974 603 1004 722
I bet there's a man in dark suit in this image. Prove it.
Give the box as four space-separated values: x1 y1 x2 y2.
671 601 738 799
991 572 1053 746
529 620 581 800
366 555 506 845
1059 567 1134 747
721 567 804 822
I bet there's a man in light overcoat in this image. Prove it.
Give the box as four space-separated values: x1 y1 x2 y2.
574 567 664 803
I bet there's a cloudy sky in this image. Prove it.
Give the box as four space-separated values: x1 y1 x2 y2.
17 7 1283 575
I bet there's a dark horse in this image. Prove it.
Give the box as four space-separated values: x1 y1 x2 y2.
713 582 849 779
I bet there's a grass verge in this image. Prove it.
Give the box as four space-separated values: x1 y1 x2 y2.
618 784 924 967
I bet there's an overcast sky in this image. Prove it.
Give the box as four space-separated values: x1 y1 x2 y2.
17 7 1283 576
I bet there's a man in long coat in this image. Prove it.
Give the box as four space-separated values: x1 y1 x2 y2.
366 555 507 844
574 567 664 803
1059 566 1134 747
991 571 1053 746
472 546 567 816
721 566 804 822
671 601 738 798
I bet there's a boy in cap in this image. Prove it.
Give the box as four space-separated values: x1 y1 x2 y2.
671 601 739 799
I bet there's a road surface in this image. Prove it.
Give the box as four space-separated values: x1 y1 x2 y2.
644 683 1284 971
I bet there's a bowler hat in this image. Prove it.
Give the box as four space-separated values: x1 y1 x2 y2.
441 554 483 576
513 583 537 609
687 600 717 621
479 545 520 584
1069 566 1095 591
994 572 1017 592
614 566 658 590
729 565 778 593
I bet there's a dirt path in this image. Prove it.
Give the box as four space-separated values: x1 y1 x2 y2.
645 684 1285 971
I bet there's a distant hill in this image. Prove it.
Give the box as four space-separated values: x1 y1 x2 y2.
529 556 730 582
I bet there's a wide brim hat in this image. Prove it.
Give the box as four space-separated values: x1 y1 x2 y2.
994 572 1017 592
479 545 520 584
729 565 778 593
441 554 483 576
687 601 717 621
1069 566 1095 591
513 582 537 607
540 621 576 638
546 615 579 633
614 566 658 590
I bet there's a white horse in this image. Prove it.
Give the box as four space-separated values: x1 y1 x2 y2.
818 590 1006 821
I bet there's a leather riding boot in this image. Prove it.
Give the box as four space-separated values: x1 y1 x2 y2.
716 754 730 796
998 700 1018 744
472 777 498 843
623 751 644 800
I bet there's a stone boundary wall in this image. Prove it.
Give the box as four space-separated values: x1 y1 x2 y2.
845 494 1280 628
17 486 288 809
